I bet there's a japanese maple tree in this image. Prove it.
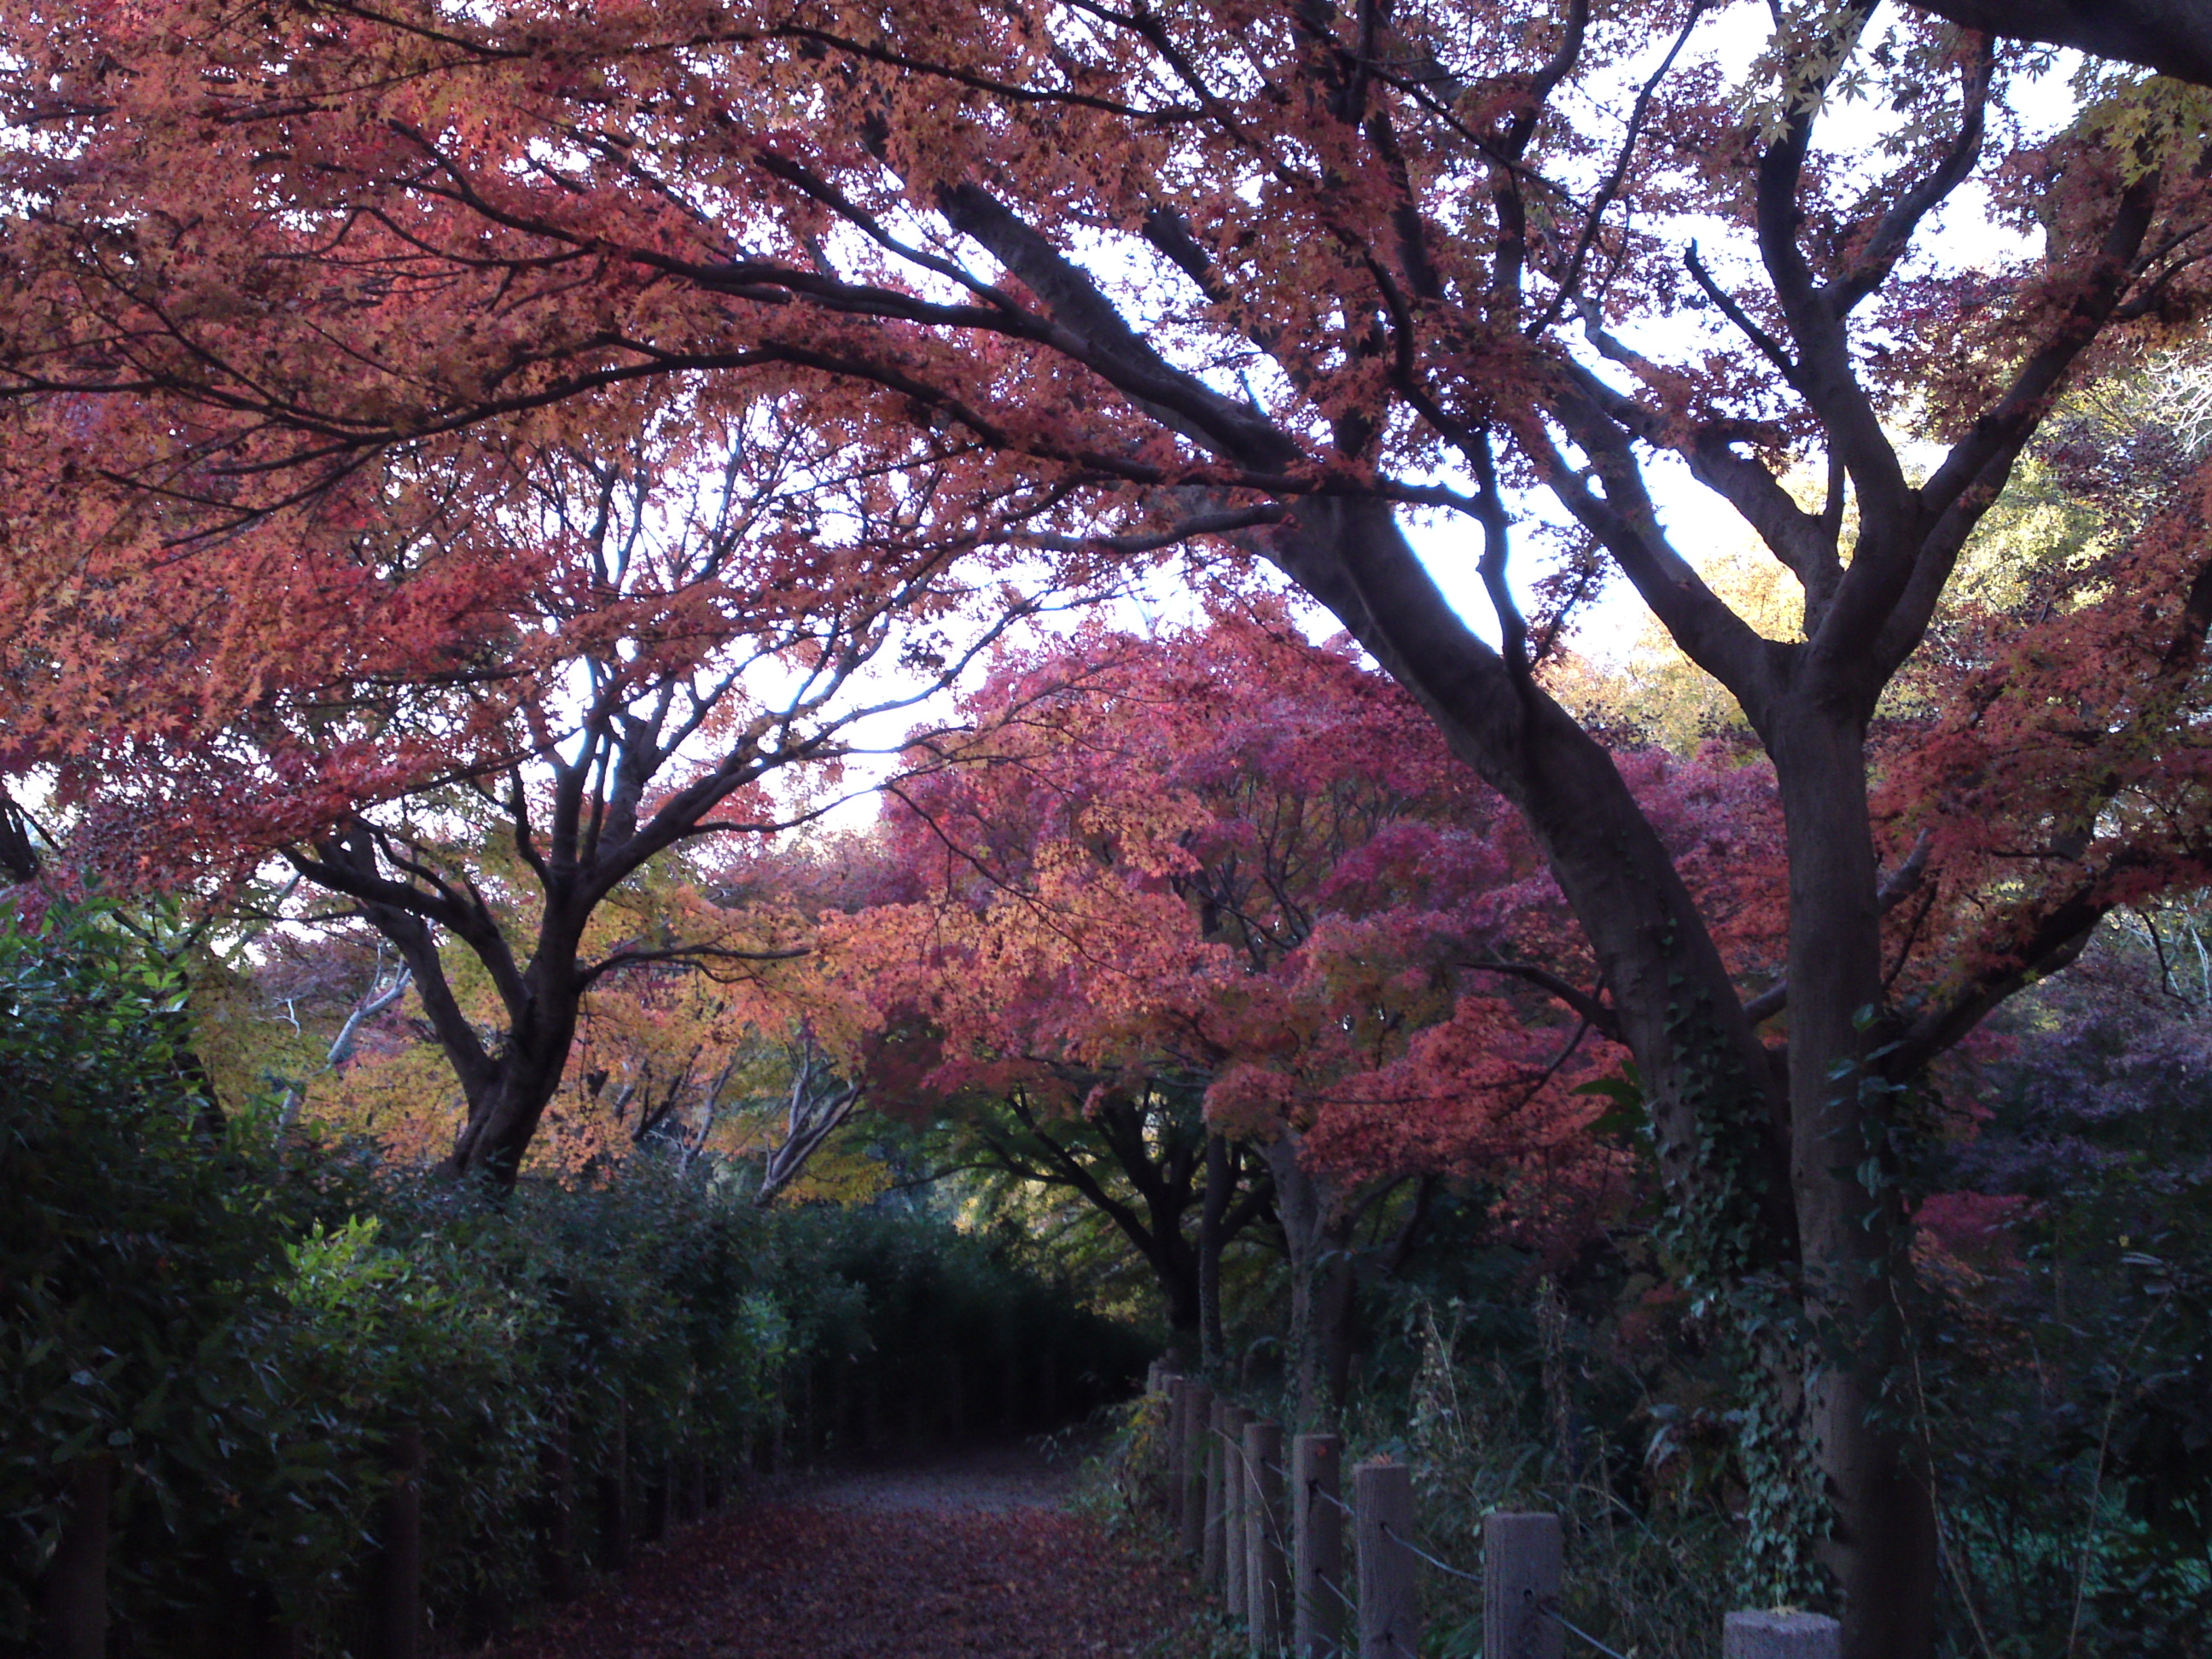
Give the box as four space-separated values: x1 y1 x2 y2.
47 405 1067 1186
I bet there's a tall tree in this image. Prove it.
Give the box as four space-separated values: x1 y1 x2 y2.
9 4 2212 1646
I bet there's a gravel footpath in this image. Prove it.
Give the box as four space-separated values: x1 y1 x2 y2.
474 1441 1215 1659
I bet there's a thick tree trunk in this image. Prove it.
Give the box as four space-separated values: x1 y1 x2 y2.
440 1043 573 1190
1317 1242 1358 1416
1261 501 1942 1643
434 959 580 1190
1152 1236 1204 1350
1266 502 1797 1259
1771 707 1936 1659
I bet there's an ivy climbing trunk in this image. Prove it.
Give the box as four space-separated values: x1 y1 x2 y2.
1773 703 1937 1659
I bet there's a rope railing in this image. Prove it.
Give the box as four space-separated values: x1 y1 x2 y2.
1143 1365 1843 1659
1307 1479 1353 1516
1383 1519 1638 1659
1378 1518 1481 1586
1543 1601 1639 1659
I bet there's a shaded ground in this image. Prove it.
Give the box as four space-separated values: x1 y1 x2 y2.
478 1441 1215 1659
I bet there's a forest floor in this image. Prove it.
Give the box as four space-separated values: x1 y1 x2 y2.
475 1440 1222 1659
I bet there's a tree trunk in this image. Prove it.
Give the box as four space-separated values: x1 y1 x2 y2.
1144 1219 1204 1353
1263 502 1939 1633
1316 1235 1358 1417
1772 706 1936 1659
1198 1132 1231 1371
1266 502 1798 1258
440 1039 573 1190
1264 1132 1335 1430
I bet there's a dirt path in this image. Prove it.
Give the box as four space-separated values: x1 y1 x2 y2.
480 1443 1215 1659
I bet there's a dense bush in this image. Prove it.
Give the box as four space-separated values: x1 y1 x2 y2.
0 905 1146 1655
0 900 346 1646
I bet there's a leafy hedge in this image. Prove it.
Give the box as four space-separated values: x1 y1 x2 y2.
0 905 1145 1655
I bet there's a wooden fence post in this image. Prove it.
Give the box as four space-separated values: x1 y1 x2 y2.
40 1458 109 1659
1154 1373 1181 1504
1244 1418 1287 1654
943 1353 967 1440
998 1348 1020 1435
597 1415 631 1573
1202 1399 1231 1586
1483 1511 1562 1659
1167 1377 1193 1516
1180 1381 1214 1557
1353 1459 1419 1659
1292 1433 1343 1659
786 1366 806 1468
640 1458 670 1546
1224 1404 1253 1615
1723 1612 1842 1658
865 1367 888 1449
375 1423 423 1659
679 1452 705 1524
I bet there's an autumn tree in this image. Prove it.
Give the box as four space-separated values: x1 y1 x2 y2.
839 608 1719 1410
62 403 1068 1186
11 3 2212 1646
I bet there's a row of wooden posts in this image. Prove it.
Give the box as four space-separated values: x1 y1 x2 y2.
1143 1365 1844 1659
35 1345 1074 1657
38 1411 734 1659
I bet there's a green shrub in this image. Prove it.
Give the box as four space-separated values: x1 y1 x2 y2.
0 900 347 1644
1 901 1147 1654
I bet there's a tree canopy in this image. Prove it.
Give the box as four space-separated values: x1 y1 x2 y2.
8 4 2212 1652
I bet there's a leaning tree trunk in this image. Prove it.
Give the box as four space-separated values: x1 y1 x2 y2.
438 983 579 1192
1772 705 1937 1659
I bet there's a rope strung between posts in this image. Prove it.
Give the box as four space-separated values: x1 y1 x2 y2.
1377 1519 1482 1585
1179 1397 1644 1659
1376 1522 1636 1659
1306 1478 1353 1516
1542 1603 1637 1659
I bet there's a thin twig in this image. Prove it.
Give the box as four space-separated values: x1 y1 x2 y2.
2066 1287 2173 1656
